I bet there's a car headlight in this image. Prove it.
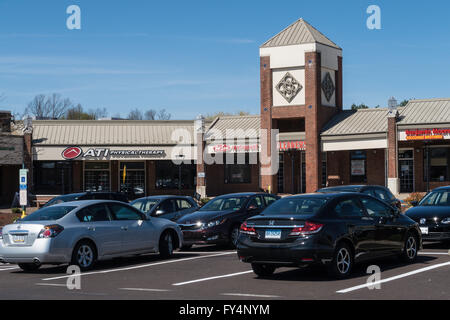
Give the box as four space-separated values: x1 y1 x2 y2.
441 217 450 224
205 219 227 229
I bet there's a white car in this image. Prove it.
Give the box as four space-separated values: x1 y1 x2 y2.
0 200 183 271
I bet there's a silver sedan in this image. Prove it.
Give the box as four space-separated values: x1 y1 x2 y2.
0 200 183 271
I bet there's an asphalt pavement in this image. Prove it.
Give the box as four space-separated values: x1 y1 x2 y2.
0 242 449 300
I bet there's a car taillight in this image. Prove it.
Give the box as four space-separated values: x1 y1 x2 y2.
38 225 64 238
0 228 3 240
240 222 256 236
289 221 323 236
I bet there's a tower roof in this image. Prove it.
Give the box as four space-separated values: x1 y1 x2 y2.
261 18 341 49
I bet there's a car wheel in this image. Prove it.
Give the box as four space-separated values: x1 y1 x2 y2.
229 225 240 248
18 263 41 272
251 263 276 277
399 233 418 263
159 231 174 259
71 240 97 271
180 244 193 251
328 242 353 279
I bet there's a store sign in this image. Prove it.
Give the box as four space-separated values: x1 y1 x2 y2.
351 160 365 176
278 140 306 151
61 146 165 160
208 144 260 153
400 128 450 141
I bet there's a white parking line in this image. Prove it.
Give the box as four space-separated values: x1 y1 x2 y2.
337 261 450 293
173 270 253 286
419 252 450 255
221 293 281 298
0 267 19 271
120 288 171 292
35 283 67 287
42 251 236 281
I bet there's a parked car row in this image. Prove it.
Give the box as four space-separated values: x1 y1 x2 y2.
0 185 448 279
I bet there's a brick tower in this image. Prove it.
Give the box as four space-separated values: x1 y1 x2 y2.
260 18 343 193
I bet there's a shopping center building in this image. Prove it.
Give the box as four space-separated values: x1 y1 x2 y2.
1 18 450 205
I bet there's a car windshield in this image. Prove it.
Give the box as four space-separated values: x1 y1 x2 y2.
20 206 77 221
130 199 159 212
419 190 450 206
199 197 247 212
262 197 327 216
43 194 80 207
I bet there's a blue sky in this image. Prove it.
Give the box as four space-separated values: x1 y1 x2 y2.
1 0 449 119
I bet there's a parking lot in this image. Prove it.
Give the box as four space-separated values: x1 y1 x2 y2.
0 242 449 300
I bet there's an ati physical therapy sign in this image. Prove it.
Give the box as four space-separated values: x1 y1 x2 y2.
400 129 450 141
62 146 165 160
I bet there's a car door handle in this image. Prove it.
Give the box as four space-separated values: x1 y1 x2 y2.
87 227 96 231
121 226 128 231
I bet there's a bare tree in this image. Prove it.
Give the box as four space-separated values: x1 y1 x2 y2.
88 107 108 120
26 93 73 119
157 109 171 120
144 109 157 120
127 108 143 120
45 93 72 119
26 94 47 119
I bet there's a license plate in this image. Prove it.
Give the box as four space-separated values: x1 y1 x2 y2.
265 230 281 239
13 235 26 243
420 227 429 235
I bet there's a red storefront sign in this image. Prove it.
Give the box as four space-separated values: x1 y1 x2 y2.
405 128 450 140
278 141 306 151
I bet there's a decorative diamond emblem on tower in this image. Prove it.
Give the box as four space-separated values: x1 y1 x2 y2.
276 72 303 103
321 72 335 102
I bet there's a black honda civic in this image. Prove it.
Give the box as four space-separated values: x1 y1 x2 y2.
237 192 422 278
177 192 280 248
405 186 450 242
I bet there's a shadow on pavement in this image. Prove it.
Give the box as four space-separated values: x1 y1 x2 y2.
253 255 438 282
11 249 232 275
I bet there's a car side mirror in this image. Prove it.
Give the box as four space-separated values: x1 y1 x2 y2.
410 201 419 207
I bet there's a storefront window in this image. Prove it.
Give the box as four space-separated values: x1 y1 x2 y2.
155 161 196 190
225 164 251 184
424 147 449 182
34 161 72 194
84 162 110 192
350 151 367 183
119 162 145 199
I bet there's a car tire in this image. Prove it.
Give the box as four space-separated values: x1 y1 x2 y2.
71 240 97 271
328 242 354 279
18 263 41 272
399 232 418 263
251 263 276 277
180 244 193 251
229 225 240 248
159 231 174 259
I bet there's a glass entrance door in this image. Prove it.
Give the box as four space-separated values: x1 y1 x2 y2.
399 149 414 193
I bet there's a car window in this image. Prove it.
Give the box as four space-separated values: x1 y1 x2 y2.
247 196 264 210
360 196 391 217
156 200 176 215
109 204 143 221
21 206 76 221
362 189 374 197
76 204 111 222
262 197 327 216
420 190 450 206
263 195 278 207
199 197 247 212
176 199 192 210
334 198 364 217
373 188 389 201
